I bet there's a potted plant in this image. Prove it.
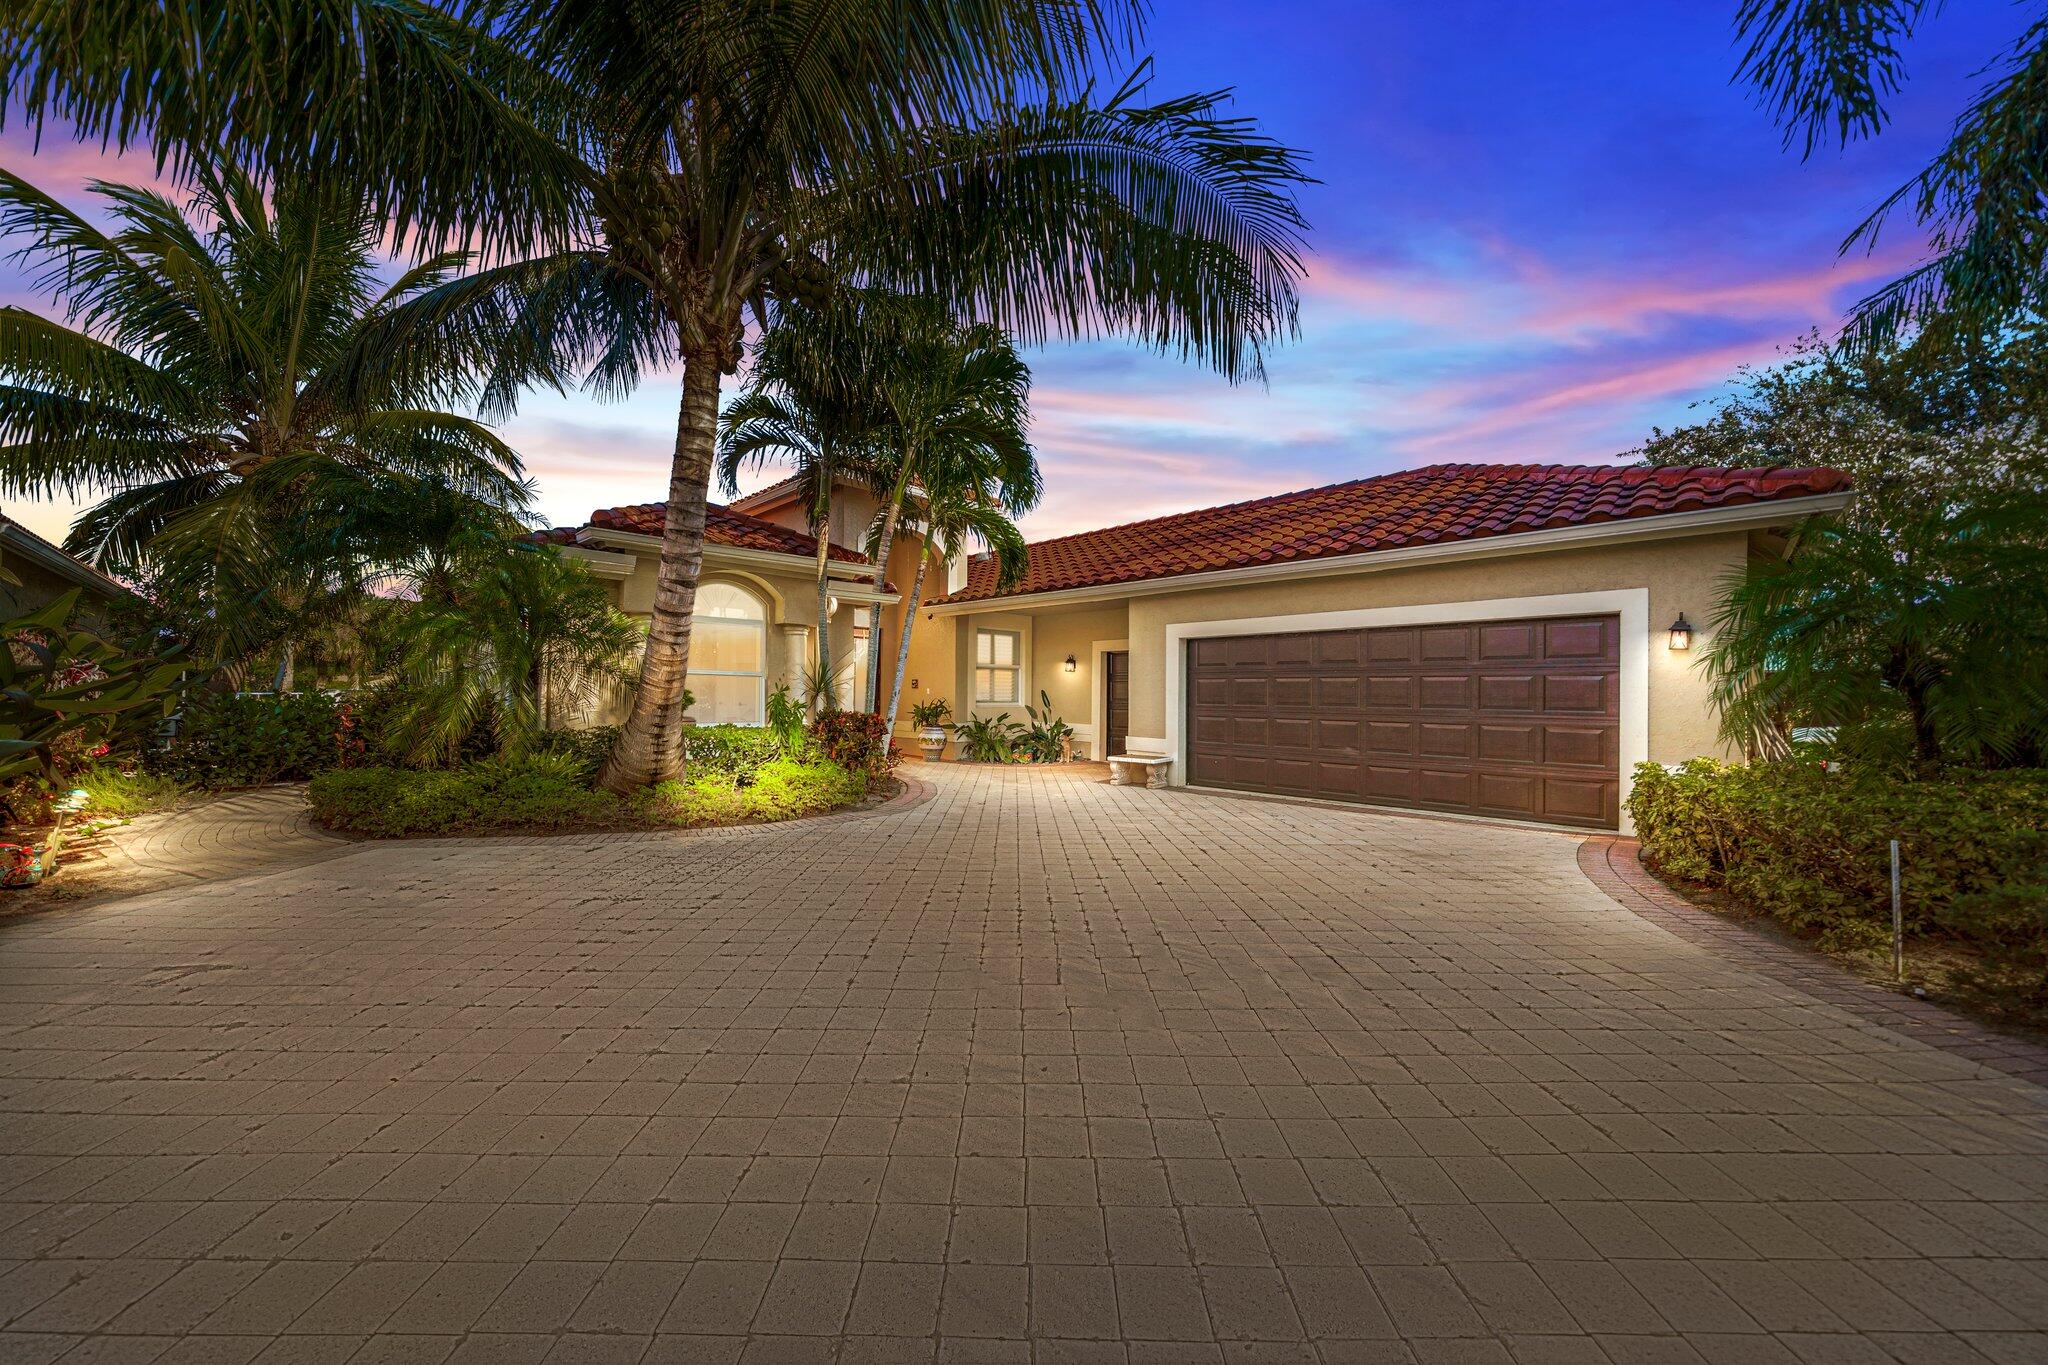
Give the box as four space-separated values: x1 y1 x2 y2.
910 699 952 760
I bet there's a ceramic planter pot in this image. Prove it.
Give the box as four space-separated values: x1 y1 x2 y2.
917 727 948 761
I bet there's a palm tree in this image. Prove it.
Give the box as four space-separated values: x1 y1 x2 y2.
880 446 1033 747
384 530 640 764
0 164 536 667
860 305 1039 725
8 4 1312 794
1706 489 2048 772
717 300 887 712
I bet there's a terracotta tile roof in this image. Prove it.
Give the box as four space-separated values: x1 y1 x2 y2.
931 462 1852 605
534 501 871 565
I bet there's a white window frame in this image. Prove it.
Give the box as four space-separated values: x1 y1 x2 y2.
687 582 769 726
974 628 1023 705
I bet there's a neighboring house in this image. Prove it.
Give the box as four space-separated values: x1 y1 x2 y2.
0 511 140 632
534 495 902 726
904 462 1852 832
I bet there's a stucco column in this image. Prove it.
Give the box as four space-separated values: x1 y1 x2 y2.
777 623 813 698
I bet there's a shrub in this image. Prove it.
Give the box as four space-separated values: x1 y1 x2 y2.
153 691 361 786
309 752 870 837
537 724 620 781
809 711 892 777
952 712 1023 762
685 724 789 783
308 753 623 837
1627 759 2048 995
641 758 869 827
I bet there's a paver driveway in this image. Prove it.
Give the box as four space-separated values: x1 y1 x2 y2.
2 763 2045 1364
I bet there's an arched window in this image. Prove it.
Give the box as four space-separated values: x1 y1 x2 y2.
687 581 767 726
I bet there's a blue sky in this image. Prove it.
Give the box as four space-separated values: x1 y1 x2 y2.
1 2 2026 545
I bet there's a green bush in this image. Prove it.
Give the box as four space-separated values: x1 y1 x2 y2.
685 723 790 783
309 753 623 836
1628 759 2048 997
643 758 869 827
537 724 620 780
309 753 871 837
153 691 362 786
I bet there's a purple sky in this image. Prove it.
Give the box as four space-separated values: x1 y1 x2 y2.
1 2 2024 546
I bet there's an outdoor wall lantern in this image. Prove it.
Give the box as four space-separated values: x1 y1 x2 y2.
1064 654 1078 673
1667 613 1693 651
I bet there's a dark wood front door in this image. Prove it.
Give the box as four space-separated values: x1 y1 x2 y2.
1103 651 1130 758
1185 615 1621 828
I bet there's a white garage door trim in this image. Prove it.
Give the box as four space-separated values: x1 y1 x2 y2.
1161 588 1651 834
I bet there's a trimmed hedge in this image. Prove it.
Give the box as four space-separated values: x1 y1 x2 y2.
1627 759 2048 1004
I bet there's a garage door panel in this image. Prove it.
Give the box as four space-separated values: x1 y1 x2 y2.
1477 723 1540 763
1314 675 1362 708
1367 629 1418 663
1541 776 1616 824
1478 623 1538 659
1270 676 1316 708
1418 722 1474 758
1186 611 1621 829
1544 725 1613 768
1418 674 1478 710
1365 720 1416 754
1542 673 1611 714
1474 770 1539 817
1365 675 1416 708
1477 674 1540 712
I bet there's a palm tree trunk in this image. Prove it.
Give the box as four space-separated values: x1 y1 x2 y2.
812 521 832 716
597 349 720 793
864 461 911 714
881 537 931 734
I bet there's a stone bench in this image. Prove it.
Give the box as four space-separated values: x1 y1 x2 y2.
1107 754 1173 788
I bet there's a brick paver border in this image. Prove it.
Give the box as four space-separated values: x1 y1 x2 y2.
1580 834 2048 1086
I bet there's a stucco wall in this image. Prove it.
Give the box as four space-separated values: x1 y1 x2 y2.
1120 531 1747 765
574 556 864 727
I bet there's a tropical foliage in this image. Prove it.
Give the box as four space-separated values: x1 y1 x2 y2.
1019 691 1077 763
953 711 1025 762
0 587 189 804
1734 1 2048 341
1629 758 2048 1013
1635 330 2048 770
0 166 534 668
381 535 639 764
4 2 1312 799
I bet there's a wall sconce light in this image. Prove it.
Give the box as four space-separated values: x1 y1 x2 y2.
1064 654 1078 673
1667 613 1693 651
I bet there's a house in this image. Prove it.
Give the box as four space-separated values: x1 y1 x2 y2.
0 511 142 632
550 462 1850 833
903 462 1851 831
534 487 907 725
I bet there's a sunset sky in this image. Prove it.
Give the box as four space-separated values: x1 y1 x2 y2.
0 1 2022 547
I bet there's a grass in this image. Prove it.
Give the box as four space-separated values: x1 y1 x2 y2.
70 763 190 819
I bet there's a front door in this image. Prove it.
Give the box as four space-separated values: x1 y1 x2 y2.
1103 650 1130 758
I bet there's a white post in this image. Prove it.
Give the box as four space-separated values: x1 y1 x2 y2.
1890 839 1904 983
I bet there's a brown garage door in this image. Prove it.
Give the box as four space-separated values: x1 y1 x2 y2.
1186 614 1621 828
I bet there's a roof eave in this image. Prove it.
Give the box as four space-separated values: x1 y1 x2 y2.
0 525 143 603
924 490 1854 615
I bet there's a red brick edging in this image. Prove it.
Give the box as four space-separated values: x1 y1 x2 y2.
1579 836 2048 1088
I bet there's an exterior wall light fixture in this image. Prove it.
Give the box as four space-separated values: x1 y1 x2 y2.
1668 613 1693 651
1064 654 1078 673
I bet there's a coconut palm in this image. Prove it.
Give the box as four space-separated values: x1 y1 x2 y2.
0 164 536 666
859 304 1039 723
384 531 640 764
717 299 888 710
8 3 1312 794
